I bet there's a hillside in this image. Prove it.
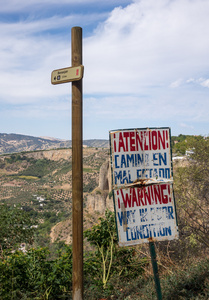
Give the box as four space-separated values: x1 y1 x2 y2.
0 132 204 155
0 133 109 154
0 147 112 246
1 137 209 299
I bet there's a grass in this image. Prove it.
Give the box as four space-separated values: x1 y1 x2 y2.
18 175 39 180
161 258 209 299
83 167 97 173
83 257 209 299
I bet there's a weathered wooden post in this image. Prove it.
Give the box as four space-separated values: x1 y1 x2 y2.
71 26 83 300
51 26 84 300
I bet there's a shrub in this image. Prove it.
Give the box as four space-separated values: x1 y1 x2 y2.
0 246 73 299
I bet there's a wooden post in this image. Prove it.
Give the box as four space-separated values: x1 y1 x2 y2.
71 26 83 300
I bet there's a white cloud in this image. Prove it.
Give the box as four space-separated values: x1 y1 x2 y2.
170 79 183 88
0 13 106 37
84 0 209 95
0 99 70 120
186 78 195 84
200 79 209 88
2 0 209 100
180 123 194 129
0 0 131 13
84 90 209 123
1 0 209 138
170 77 209 89
184 77 209 88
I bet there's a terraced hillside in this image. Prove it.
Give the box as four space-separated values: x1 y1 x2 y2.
0 147 110 246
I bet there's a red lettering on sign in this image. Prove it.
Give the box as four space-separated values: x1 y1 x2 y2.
130 131 135 151
117 184 172 209
120 189 132 208
118 132 126 152
114 129 169 153
153 185 162 204
136 131 143 151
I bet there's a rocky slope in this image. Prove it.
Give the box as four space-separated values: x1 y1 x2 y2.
50 158 114 243
85 160 113 213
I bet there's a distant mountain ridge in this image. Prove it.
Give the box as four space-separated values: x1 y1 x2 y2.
0 133 109 154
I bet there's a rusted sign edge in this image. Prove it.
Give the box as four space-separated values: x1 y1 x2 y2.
113 178 173 190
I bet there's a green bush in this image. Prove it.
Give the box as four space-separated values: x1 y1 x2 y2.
84 210 147 296
0 246 73 300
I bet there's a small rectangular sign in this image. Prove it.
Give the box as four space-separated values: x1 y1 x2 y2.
109 127 178 246
51 65 84 84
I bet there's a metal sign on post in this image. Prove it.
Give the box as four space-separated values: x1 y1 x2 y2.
109 127 178 246
51 27 84 300
109 127 179 300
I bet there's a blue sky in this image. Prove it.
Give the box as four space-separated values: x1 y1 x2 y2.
0 0 209 140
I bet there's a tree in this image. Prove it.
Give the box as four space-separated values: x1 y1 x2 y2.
172 134 204 155
0 204 36 254
174 137 209 247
